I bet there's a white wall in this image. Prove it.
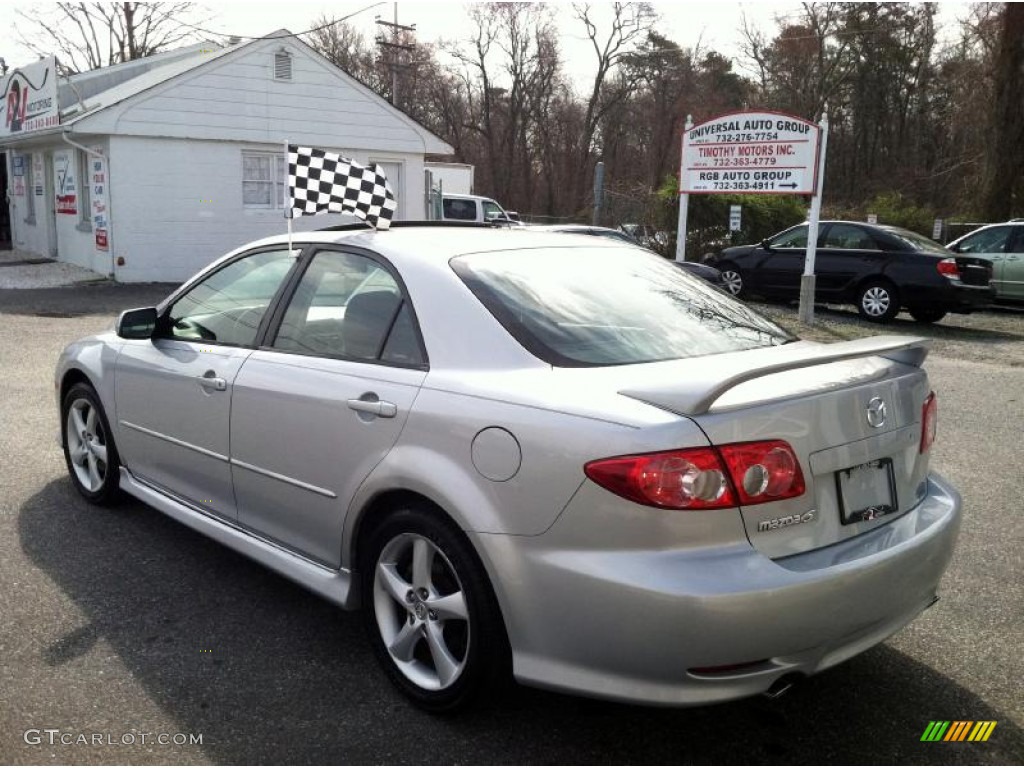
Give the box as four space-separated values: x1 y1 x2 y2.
110 136 426 283
77 41 449 154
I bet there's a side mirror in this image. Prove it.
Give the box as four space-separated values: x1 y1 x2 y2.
946 242 960 253
760 239 774 251
116 307 158 339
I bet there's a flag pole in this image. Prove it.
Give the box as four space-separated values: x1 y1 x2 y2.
284 138 294 254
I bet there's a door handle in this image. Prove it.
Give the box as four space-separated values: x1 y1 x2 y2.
347 396 397 418
197 371 227 391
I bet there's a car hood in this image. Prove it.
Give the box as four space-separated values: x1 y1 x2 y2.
718 244 758 259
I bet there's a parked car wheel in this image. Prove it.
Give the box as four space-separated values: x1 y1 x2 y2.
909 308 948 324
62 382 121 504
361 504 509 712
857 280 900 322
719 263 744 297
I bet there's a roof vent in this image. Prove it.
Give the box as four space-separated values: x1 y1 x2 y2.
274 49 292 80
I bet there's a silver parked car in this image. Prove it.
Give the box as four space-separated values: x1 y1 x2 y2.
56 224 960 712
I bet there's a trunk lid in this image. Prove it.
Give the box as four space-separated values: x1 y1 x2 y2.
618 337 933 558
952 255 993 286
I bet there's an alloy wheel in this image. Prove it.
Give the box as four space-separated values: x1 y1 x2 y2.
372 533 470 691
66 397 109 492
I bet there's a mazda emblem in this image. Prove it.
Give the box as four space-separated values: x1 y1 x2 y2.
866 397 887 428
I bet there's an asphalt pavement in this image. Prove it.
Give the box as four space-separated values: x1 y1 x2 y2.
0 283 1021 765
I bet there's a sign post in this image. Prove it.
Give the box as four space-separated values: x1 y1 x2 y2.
798 108 829 324
675 115 693 262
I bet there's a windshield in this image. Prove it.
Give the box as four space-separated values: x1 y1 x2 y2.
882 226 950 255
452 248 794 367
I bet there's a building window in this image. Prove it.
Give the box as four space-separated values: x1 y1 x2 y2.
242 151 286 209
77 149 92 231
274 50 292 80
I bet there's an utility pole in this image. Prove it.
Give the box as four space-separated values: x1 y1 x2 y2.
375 3 416 108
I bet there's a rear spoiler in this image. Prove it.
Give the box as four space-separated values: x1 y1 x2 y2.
619 336 930 416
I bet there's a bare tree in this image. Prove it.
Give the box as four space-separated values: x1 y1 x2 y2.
16 2 204 74
570 2 655 212
982 3 1024 219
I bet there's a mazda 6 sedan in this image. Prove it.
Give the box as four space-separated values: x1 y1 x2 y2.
707 220 994 322
56 223 961 712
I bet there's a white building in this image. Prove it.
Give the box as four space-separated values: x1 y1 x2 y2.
1 32 452 282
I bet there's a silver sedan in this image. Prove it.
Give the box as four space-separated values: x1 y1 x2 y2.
55 225 961 712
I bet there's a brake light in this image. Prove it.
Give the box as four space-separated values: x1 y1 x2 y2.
719 440 806 505
584 440 805 510
937 258 960 279
920 392 937 453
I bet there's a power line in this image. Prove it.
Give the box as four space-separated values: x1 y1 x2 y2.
169 2 386 43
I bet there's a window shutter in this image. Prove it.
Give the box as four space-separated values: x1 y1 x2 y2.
274 50 292 80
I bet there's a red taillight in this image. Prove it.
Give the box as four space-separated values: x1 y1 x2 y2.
718 440 806 505
920 392 937 453
584 448 735 510
937 258 960 279
584 440 805 510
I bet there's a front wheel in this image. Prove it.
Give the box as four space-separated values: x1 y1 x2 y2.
718 263 745 297
360 505 509 712
856 280 901 323
909 308 947 323
62 382 121 504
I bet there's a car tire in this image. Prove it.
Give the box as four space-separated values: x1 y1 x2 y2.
856 279 900 323
718 263 745 297
909 308 947 324
360 504 510 713
62 382 122 505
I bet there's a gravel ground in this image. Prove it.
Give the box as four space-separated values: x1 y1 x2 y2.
748 300 1024 367
0 250 108 290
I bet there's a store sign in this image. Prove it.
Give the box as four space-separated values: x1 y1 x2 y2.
729 204 742 231
11 153 26 196
681 111 819 194
32 153 44 197
90 148 109 251
1 56 59 136
54 149 77 215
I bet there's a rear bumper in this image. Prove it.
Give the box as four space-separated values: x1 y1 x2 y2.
471 472 961 706
910 282 994 313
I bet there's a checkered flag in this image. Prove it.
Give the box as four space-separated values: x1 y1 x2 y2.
287 145 397 230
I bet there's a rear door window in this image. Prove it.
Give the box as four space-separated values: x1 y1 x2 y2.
823 224 878 250
272 251 425 367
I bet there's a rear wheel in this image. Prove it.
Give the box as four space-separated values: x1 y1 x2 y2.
856 280 900 323
62 382 121 504
718 263 744 297
909 308 947 323
360 505 509 712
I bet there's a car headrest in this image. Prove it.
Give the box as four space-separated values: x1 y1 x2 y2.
343 290 401 360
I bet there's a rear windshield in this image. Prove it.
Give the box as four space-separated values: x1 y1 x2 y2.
881 226 950 255
451 248 794 367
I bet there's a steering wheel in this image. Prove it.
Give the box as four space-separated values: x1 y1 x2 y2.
173 318 217 341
